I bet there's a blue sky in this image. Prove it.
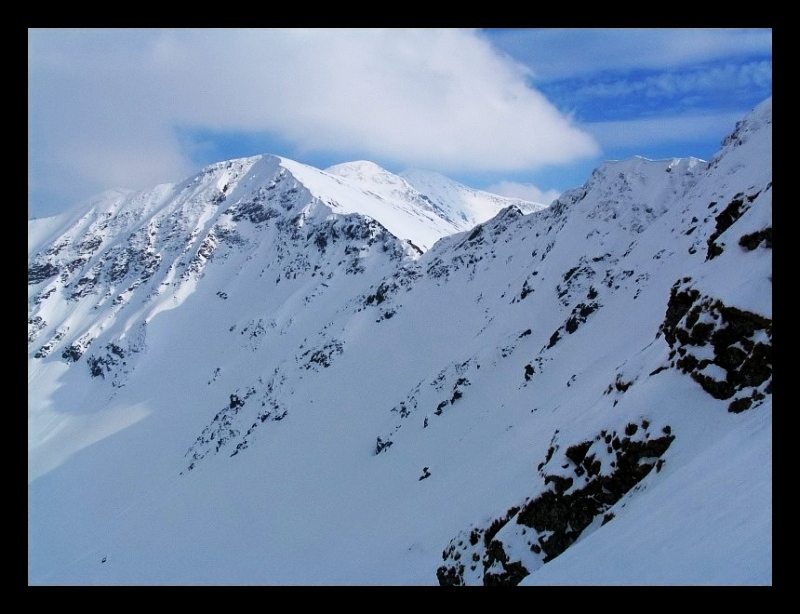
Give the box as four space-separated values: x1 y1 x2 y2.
28 28 771 220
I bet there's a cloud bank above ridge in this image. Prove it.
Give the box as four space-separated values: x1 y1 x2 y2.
28 29 599 218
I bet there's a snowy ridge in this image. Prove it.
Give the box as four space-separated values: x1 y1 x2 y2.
28 99 771 585
400 167 546 228
322 159 547 249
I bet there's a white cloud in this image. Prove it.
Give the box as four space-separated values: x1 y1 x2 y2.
485 180 561 205
28 28 600 216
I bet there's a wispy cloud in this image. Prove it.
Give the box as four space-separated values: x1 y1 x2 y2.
587 110 749 153
485 180 561 205
490 28 772 81
558 60 772 105
28 28 600 216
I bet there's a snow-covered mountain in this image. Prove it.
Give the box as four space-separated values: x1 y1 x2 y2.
325 160 546 235
399 167 545 224
28 98 771 586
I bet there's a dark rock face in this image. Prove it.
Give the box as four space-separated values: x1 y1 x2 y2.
516 429 673 561
300 339 345 370
564 301 600 334
706 194 750 260
182 370 292 472
436 419 674 586
61 344 85 363
28 316 47 344
228 171 309 223
483 548 528 586
705 187 767 260
436 564 465 586
739 227 772 251
28 262 60 284
34 327 68 358
660 281 772 412
231 200 281 225
375 437 393 454
87 343 124 377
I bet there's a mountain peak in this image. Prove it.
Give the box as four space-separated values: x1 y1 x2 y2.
325 159 393 179
720 96 772 150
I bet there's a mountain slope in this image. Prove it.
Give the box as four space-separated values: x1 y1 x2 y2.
399 167 546 226
28 99 771 585
324 160 546 235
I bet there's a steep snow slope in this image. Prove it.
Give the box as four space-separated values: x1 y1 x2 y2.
28 99 771 585
430 99 771 585
400 167 546 226
326 161 546 236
